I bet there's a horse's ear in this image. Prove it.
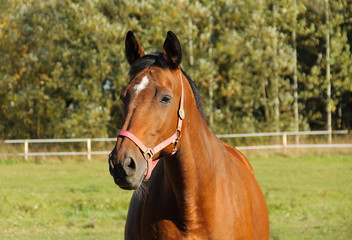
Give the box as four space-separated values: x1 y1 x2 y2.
125 31 145 65
163 31 182 69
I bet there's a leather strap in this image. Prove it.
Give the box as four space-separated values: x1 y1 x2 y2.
117 71 185 181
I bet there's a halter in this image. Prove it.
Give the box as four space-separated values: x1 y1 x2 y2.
117 71 185 181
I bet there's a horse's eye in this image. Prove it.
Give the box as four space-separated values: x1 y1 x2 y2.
160 95 172 105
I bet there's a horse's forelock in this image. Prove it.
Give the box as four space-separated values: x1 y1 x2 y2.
128 52 167 80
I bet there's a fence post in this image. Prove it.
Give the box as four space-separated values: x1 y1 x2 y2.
24 140 29 161
87 139 91 160
282 132 287 154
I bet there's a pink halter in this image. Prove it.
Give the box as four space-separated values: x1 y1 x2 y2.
117 71 185 181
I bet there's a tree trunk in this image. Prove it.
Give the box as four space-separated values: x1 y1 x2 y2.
293 0 299 144
273 2 280 132
325 0 332 144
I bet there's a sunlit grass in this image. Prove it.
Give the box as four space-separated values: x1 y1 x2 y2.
0 160 132 240
251 154 352 240
0 154 351 239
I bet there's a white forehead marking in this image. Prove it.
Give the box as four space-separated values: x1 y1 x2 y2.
134 75 150 95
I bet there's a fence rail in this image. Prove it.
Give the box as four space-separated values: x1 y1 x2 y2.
2 130 351 160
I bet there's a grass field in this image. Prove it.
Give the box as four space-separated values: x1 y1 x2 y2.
0 154 351 240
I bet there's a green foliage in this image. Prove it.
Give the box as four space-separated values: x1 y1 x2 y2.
1 0 351 138
0 0 126 138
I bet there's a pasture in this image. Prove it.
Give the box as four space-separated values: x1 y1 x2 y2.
0 154 351 240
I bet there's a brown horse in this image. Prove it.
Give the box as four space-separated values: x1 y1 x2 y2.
109 31 269 239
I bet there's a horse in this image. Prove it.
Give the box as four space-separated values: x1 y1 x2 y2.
109 31 269 239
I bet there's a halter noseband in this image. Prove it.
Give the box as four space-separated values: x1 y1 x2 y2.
117 71 185 181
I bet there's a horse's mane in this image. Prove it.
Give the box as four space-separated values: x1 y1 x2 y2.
129 52 207 121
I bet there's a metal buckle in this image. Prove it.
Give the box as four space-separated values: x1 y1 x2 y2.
143 149 154 160
172 131 182 154
178 108 185 120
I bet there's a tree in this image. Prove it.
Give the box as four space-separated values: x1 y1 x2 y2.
1 0 352 140
0 0 125 138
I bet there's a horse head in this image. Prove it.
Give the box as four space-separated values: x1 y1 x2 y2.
109 31 185 190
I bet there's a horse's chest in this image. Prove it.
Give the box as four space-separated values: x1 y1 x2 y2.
125 174 253 239
134 200 235 239
140 218 207 240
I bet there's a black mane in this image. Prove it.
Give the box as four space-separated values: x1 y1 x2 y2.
129 52 206 121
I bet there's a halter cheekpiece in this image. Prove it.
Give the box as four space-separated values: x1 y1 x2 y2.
117 71 185 181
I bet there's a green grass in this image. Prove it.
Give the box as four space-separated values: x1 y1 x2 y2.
0 160 133 240
251 154 352 240
0 154 351 239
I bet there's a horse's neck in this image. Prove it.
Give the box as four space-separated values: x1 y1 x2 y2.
163 105 225 208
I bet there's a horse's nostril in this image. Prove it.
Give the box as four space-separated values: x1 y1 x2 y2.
125 157 136 170
122 157 136 176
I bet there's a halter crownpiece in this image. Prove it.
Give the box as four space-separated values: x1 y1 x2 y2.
117 71 185 181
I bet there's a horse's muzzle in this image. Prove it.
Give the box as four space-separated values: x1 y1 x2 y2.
109 151 144 190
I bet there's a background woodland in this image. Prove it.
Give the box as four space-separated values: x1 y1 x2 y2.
1 0 351 139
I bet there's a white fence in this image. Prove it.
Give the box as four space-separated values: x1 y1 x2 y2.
2 130 351 160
